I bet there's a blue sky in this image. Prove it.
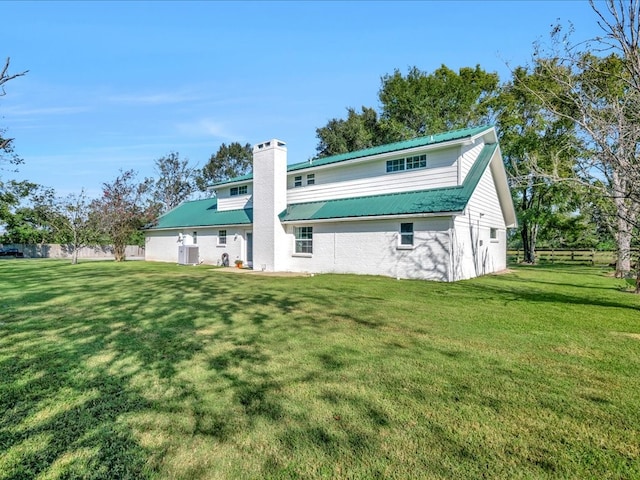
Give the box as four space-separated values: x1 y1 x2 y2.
2 1 602 198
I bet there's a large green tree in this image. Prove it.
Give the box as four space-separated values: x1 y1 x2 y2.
198 142 252 190
532 37 640 278
315 107 385 157
91 170 157 262
152 152 198 213
314 64 500 157
0 182 60 245
378 64 499 139
496 66 581 263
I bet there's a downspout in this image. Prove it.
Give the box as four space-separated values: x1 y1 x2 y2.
456 146 462 185
448 217 455 282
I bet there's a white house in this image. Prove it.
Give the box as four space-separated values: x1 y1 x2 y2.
145 125 517 281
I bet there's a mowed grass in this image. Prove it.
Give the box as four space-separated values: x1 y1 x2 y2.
0 260 638 479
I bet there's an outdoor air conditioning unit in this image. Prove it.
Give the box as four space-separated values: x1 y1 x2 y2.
178 245 199 265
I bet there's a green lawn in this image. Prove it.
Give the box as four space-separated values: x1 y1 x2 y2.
0 260 638 479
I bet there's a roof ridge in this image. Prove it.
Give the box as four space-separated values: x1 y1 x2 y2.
286 125 494 172
213 125 495 186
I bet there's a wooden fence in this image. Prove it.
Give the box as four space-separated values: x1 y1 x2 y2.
507 249 633 266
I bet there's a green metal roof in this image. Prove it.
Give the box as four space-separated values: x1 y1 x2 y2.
146 198 252 230
279 143 497 222
214 172 253 186
214 125 495 186
287 125 494 173
148 132 501 230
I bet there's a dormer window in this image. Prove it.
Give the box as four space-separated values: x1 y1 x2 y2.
386 154 427 173
294 176 302 188
230 185 248 196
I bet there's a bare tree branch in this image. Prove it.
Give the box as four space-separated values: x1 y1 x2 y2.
0 57 28 96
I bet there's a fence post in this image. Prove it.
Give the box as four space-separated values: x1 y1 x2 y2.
591 249 595 266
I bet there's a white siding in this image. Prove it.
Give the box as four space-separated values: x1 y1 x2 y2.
287 147 460 204
450 162 508 280
467 159 508 229
459 139 484 183
217 194 252 211
283 218 451 281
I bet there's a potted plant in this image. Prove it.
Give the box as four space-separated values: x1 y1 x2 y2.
235 259 243 269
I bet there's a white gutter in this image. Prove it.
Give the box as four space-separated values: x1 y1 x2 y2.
146 223 249 231
279 211 464 225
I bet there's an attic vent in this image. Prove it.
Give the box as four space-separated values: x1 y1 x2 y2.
264 141 271 147
277 141 286 147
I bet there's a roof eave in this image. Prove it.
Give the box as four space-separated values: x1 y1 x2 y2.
469 126 497 144
146 221 251 231
280 210 464 224
287 136 479 175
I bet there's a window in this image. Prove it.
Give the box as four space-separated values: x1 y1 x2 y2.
294 226 313 254
490 228 498 240
306 173 315 185
406 154 427 170
193 231 198 244
294 176 302 188
387 154 427 173
386 158 405 172
230 185 248 196
400 223 414 246
218 229 227 245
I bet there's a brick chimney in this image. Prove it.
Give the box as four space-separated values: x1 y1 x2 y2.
252 139 288 272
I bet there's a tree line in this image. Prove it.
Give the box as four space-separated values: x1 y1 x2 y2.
0 143 252 263
1 1 638 282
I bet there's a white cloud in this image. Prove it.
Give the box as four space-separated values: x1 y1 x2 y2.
3 105 90 116
107 91 201 106
175 118 241 142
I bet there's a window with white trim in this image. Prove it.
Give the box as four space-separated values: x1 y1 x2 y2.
386 158 405 172
406 154 427 170
400 223 414 246
386 154 427 173
306 173 315 185
218 230 227 245
294 226 313 254
294 176 302 188
230 185 247 196
490 228 498 240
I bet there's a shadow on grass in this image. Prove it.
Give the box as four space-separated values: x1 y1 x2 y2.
0 261 398 478
2 261 638 479
0 261 295 477
470 265 640 313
